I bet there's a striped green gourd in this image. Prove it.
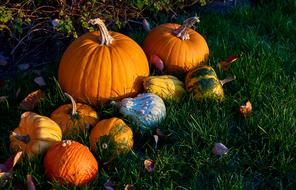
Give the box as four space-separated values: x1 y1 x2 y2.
185 65 224 101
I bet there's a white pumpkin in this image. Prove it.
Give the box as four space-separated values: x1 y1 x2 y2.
114 93 166 130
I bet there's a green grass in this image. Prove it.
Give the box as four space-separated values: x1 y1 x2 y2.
1 1 296 189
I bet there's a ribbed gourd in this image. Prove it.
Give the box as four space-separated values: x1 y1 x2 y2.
10 112 62 159
114 93 166 130
143 75 185 101
185 65 224 101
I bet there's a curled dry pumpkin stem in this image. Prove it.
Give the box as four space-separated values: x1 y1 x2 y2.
88 18 113 45
173 16 200 40
64 93 79 118
11 132 30 144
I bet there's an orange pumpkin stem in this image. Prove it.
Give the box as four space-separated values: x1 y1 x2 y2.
88 18 113 45
173 16 200 40
11 132 30 144
64 93 78 117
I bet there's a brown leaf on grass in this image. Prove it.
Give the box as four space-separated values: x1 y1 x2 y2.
124 184 134 190
150 54 164 72
153 135 159 149
219 76 236 86
0 151 23 173
144 159 154 172
27 174 36 190
212 143 229 156
155 128 171 144
34 76 46 87
239 100 252 118
17 64 30 71
0 54 9 66
217 55 239 71
16 88 21 98
19 90 45 110
0 96 8 103
104 180 115 190
142 18 151 32
0 152 23 187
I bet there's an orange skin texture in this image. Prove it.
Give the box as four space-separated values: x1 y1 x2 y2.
51 103 98 136
58 31 149 105
9 112 62 159
89 117 133 154
143 23 209 73
44 140 98 186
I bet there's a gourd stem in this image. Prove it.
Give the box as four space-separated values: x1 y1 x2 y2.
88 18 113 45
64 93 78 117
11 132 30 144
173 16 200 40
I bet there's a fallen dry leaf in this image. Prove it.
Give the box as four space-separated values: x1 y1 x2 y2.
0 96 8 103
142 18 151 32
212 143 229 156
27 174 36 190
0 54 8 66
17 64 30 71
104 180 115 190
34 76 46 87
19 90 45 110
51 19 60 27
16 88 21 98
239 100 252 118
144 159 154 172
217 55 238 71
0 152 23 187
153 135 159 149
154 128 170 145
150 54 164 72
0 151 23 173
219 76 236 86
124 184 134 190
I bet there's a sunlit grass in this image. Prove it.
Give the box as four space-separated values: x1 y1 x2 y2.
0 1 295 189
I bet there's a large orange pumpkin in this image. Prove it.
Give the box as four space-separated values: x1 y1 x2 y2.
143 17 209 73
44 140 98 186
58 18 149 104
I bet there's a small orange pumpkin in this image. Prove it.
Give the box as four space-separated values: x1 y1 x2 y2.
143 16 209 73
44 140 98 186
51 93 98 136
58 18 149 104
10 112 62 159
89 117 133 161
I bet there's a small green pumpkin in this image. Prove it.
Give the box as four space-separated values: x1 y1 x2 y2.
185 65 224 101
89 117 133 161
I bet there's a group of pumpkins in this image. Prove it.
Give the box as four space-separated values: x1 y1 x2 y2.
8 16 227 186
